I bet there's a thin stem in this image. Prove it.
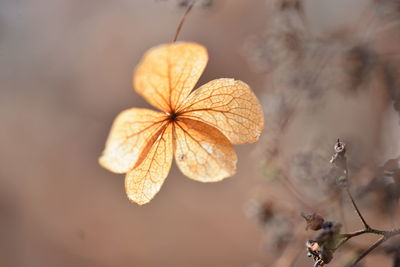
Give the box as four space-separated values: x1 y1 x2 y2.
172 0 196 43
337 228 399 248
385 228 400 238
346 188 370 229
307 139 400 266
335 227 400 264
340 229 368 239
347 236 386 267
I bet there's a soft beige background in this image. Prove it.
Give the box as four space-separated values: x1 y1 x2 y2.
1 0 395 266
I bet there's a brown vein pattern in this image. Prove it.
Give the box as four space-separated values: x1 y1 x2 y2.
100 42 264 205
178 78 264 144
174 118 237 182
99 108 168 173
125 123 173 205
133 42 208 112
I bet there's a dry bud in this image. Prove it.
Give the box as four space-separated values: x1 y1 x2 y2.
333 139 346 154
301 212 325 231
305 220 342 266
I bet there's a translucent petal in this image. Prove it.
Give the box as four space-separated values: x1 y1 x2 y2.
174 118 237 182
178 78 264 144
99 108 168 173
125 123 174 205
133 42 208 112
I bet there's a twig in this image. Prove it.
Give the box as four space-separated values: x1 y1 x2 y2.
347 236 386 267
305 139 400 266
172 0 196 42
346 188 370 229
336 188 400 265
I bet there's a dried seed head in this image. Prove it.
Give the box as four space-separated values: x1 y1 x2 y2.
328 139 349 187
334 139 346 154
306 240 321 256
305 220 342 266
306 240 332 266
301 212 325 231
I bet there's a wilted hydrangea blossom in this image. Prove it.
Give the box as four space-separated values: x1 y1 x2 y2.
245 0 400 201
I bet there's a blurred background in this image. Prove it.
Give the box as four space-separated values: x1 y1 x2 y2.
1 0 400 266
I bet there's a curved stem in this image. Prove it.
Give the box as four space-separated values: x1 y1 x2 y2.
337 227 400 249
172 0 196 42
346 188 370 229
347 236 386 267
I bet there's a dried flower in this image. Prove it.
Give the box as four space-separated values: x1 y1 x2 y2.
99 42 264 204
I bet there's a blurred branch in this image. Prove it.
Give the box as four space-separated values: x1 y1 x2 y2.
346 236 385 267
346 188 369 229
173 0 196 42
304 139 400 267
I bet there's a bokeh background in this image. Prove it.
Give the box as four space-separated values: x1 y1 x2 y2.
1 0 400 266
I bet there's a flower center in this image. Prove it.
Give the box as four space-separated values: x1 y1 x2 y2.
169 112 179 122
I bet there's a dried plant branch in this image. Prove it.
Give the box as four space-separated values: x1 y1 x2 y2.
252 0 400 265
346 188 370 229
346 236 386 267
304 139 400 266
337 228 400 248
